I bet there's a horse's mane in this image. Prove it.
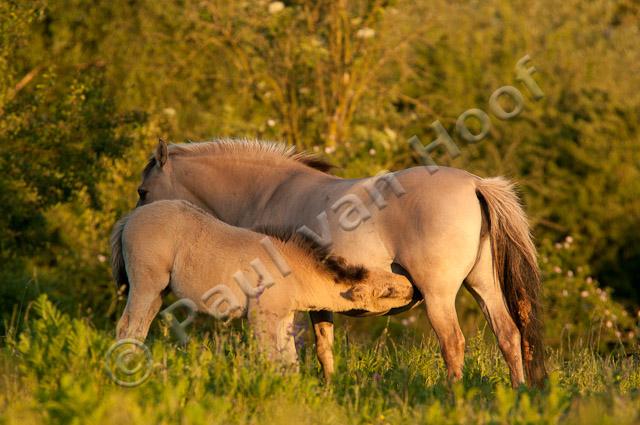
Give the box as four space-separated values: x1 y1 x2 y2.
143 138 333 178
253 224 369 284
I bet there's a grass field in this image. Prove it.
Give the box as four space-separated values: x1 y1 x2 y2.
1 296 639 425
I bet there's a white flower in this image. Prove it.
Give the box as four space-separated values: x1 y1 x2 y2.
267 119 276 127
605 320 613 328
324 146 336 154
567 270 574 278
163 107 176 116
565 235 574 244
553 266 562 274
369 148 376 156
562 289 569 297
356 27 375 39
268 2 284 14
580 290 589 298
97 254 107 263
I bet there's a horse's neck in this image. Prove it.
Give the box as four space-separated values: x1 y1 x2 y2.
176 155 338 228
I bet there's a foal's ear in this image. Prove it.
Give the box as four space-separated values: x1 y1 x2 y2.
155 138 168 167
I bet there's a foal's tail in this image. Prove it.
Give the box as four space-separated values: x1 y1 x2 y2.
110 215 130 293
475 177 547 388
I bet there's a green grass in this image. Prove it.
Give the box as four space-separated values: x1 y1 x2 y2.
1 296 639 425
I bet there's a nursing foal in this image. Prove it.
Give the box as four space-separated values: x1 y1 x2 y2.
111 200 413 365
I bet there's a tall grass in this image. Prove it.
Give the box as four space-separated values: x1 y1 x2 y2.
1 295 639 424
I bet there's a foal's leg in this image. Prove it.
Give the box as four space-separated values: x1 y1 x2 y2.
309 311 335 381
116 291 163 341
465 238 525 387
116 267 169 341
249 307 298 369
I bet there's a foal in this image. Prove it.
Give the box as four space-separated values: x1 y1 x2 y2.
111 200 413 365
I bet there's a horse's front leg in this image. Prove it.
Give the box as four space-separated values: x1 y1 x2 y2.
309 310 335 382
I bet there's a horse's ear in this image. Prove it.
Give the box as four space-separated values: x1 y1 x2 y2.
155 138 168 167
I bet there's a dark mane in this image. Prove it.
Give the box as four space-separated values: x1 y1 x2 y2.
294 155 334 173
142 157 157 179
253 225 368 283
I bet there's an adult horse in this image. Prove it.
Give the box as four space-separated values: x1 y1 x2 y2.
134 138 546 388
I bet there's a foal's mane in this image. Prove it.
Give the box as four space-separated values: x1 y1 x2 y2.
143 139 332 178
253 225 369 284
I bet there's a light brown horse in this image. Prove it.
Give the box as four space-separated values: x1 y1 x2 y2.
135 138 546 388
111 199 414 365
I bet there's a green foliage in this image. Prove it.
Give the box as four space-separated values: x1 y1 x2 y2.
0 1 146 317
1 295 639 424
539 237 640 350
0 3 142 258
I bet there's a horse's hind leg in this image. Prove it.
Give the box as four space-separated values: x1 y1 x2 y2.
423 291 466 381
310 311 334 381
464 237 525 387
404 260 467 382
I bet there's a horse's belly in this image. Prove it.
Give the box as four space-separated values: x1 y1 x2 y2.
341 297 424 317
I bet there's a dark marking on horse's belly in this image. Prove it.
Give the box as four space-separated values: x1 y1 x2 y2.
340 262 424 318
341 298 424 318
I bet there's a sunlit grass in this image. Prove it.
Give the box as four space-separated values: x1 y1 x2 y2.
1 296 639 424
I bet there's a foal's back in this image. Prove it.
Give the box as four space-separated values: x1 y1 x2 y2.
122 200 271 306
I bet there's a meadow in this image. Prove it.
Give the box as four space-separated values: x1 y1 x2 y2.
1 295 639 425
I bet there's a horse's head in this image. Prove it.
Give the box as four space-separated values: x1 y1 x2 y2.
136 139 176 207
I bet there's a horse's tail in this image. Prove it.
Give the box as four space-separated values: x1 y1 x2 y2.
110 214 130 294
475 177 547 388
